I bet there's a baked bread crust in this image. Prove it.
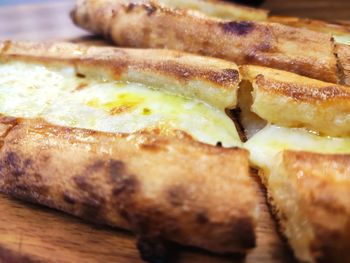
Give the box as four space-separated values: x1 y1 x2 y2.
336 43 350 86
0 41 240 110
71 0 338 83
268 151 350 263
156 0 269 21
240 65 350 137
0 41 258 258
269 16 350 44
0 118 257 255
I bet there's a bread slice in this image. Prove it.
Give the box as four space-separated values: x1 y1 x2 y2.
240 65 350 137
0 41 259 259
239 64 350 262
268 151 350 263
71 0 338 83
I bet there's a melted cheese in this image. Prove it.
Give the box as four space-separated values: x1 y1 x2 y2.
245 124 350 170
334 34 350 45
0 61 242 147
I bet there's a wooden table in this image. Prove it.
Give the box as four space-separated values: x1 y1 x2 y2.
0 1 348 262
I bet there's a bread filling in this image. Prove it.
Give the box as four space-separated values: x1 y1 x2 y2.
244 124 350 172
0 61 242 147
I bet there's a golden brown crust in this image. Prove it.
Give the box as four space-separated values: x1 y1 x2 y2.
0 41 240 110
240 65 350 137
156 0 269 21
269 16 350 44
268 151 350 263
0 40 259 256
335 43 350 86
0 117 258 255
71 0 338 83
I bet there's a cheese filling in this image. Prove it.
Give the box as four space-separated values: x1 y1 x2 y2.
334 34 350 45
244 124 350 170
0 61 242 147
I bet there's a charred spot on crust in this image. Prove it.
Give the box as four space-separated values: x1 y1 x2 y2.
73 175 105 219
14 184 29 193
112 176 138 196
5 152 26 177
256 41 271 52
118 208 130 221
221 21 255 36
166 186 186 207
144 4 156 16
108 160 139 197
87 160 105 172
74 175 91 191
196 211 209 224
205 68 240 87
63 192 76 205
108 160 126 182
23 159 32 168
221 69 240 83
5 152 20 168
126 3 136 12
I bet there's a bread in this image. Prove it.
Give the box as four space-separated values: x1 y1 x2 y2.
268 16 350 45
268 151 350 263
156 0 269 21
71 0 339 83
0 118 256 258
0 41 241 110
240 64 350 262
240 65 350 137
0 41 259 260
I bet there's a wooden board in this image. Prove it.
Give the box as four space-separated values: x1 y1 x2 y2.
0 1 348 262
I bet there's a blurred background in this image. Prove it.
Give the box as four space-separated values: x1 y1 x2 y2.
0 0 349 41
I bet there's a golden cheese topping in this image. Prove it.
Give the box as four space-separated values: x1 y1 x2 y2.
245 124 350 170
0 61 242 147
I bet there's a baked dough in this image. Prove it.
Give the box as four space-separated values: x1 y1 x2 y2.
71 0 338 83
0 41 259 260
